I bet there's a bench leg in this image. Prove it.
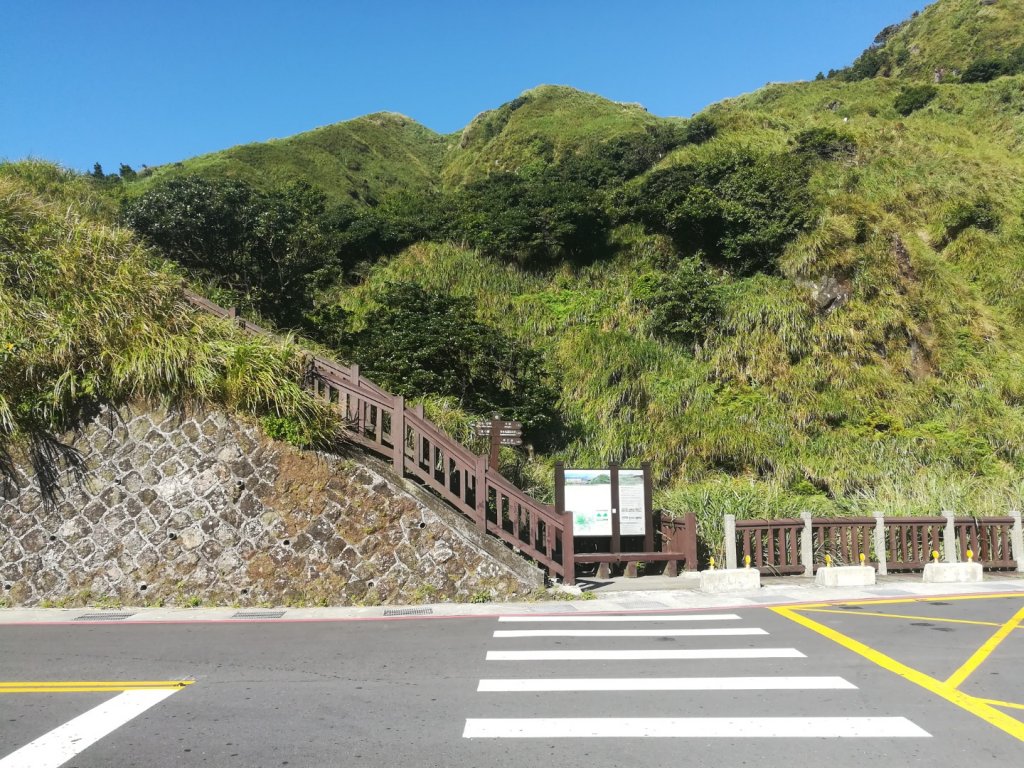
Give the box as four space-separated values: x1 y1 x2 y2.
596 562 611 580
625 561 639 578
666 559 678 577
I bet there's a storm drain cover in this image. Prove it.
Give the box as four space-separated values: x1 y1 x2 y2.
383 607 433 617
75 612 135 621
232 611 286 619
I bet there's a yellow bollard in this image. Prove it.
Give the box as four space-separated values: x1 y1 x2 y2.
859 553 866 565
709 557 716 570
966 549 974 562
932 550 940 562
824 554 832 567
744 554 751 569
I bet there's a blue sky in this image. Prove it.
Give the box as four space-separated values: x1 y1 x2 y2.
2 0 926 173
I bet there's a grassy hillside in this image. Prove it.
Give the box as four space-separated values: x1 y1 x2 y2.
136 112 449 206
0 162 338 479
836 0 1024 81
34 0 1024 547
442 85 684 186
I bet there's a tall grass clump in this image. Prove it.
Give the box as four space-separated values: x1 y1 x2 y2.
0 170 338 478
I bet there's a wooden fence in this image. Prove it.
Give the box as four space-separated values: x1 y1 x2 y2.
730 511 1023 575
182 290 699 584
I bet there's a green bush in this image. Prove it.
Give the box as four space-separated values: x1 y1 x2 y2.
623 148 813 274
793 127 857 161
633 258 722 346
893 85 938 116
336 282 562 446
445 172 609 269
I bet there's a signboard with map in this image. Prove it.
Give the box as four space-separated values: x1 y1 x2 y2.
564 468 647 537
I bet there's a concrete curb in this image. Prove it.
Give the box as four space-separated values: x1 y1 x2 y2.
2 579 1023 625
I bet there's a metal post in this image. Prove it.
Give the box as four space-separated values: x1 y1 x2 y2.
1010 509 1024 573
800 511 814 577
724 514 737 570
873 511 887 576
942 510 957 563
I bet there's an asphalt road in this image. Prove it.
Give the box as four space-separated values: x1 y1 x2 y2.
1 595 1022 767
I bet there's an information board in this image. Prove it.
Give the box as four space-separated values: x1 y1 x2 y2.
564 467 647 537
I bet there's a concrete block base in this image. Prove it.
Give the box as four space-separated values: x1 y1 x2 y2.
923 561 983 583
698 568 760 593
815 566 876 587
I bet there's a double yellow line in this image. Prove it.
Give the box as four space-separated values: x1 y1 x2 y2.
0 680 193 694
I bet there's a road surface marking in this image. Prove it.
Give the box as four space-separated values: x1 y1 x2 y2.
463 716 929 738
493 628 767 638
945 604 1024 689
486 648 804 661
975 697 1024 711
773 605 1024 743
788 593 1024 609
497 613 741 623
0 680 192 694
477 676 857 692
798 607 1007 629
0 689 180 768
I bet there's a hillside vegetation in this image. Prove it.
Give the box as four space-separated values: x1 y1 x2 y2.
0 162 338 483
8 0 1024 547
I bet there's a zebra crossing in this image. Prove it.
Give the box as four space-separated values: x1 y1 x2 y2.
463 611 931 740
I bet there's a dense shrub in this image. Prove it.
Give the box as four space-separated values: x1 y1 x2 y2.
622 148 813 274
445 172 609 268
633 258 722 346
894 85 938 116
793 127 857 161
122 176 339 323
337 283 561 442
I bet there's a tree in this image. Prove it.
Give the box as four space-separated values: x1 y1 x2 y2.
336 283 561 443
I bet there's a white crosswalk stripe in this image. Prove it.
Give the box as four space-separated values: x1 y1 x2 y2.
465 610 931 740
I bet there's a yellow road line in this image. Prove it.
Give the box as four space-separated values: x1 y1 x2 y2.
0 680 192 694
784 593 1024 610
773 606 1024 743
975 698 1024 712
799 607 1006 628
945 605 1024 689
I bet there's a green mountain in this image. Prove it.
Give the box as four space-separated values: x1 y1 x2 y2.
8 0 1024 540
837 0 1024 81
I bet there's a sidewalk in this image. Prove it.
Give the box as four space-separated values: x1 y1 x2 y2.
2 573 1022 625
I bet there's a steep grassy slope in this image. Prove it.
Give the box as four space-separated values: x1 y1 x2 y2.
137 112 449 205
0 162 337 472
838 0 1024 80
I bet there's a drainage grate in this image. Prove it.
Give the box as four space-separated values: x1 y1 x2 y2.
382 607 434 617
75 612 135 621
232 611 286 619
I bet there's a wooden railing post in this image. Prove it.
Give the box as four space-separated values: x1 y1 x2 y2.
392 396 405 476
684 511 698 571
873 511 887 575
942 510 957 563
1010 509 1024 573
475 455 488 534
800 511 813 576
724 514 737 569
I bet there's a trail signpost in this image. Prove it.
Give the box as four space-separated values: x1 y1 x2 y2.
473 416 523 469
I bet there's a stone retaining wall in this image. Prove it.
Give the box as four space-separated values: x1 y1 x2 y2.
0 404 543 607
